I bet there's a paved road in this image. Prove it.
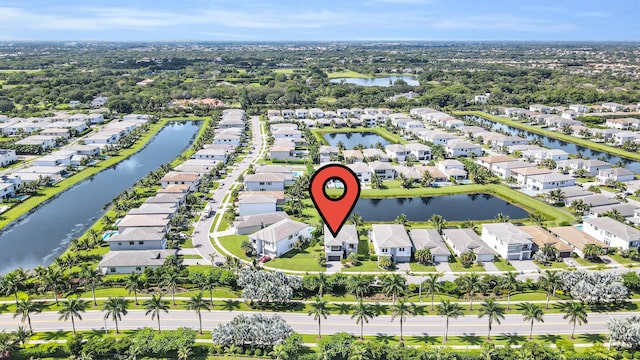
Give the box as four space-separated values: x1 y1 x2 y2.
0 309 631 338
192 115 266 264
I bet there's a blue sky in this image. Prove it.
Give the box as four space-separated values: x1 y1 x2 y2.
0 0 638 41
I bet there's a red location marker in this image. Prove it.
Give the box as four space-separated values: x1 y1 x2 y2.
309 164 361 238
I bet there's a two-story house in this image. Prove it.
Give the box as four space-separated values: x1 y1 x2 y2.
481 223 533 261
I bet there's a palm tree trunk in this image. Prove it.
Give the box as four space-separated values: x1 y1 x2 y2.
209 289 213 303
507 293 511 310
400 318 403 341
92 287 97 306
27 316 32 332
431 294 435 311
529 320 534 340
198 312 203 335
488 321 492 340
115 317 119 334
14 292 18 305
445 318 449 341
157 315 161 332
134 290 139 306
172 287 176 306
54 289 59 305
545 293 550 309
469 295 473 311
318 318 321 339
71 316 76 334
360 322 364 340
571 320 576 339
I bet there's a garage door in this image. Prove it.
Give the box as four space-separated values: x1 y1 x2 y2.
328 256 341 261
508 254 520 260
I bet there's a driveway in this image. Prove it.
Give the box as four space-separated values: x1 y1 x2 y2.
510 260 539 274
482 261 499 273
326 261 342 273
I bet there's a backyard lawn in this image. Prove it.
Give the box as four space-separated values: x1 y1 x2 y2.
218 234 250 260
266 244 326 272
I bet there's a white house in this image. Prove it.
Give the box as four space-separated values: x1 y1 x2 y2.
405 143 431 161
214 134 241 146
15 135 57 150
569 104 589 113
107 227 167 251
385 144 408 162
250 219 312 258
268 145 294 161
409 229 451 263
160 172 200 192
597 168 635 185
319 146 339 163
445 140 482 157
583 217 640 250
0 150 17 167
569 159 611 176
370 224 412 263
347 162 372 184
481 223 533 261
0 182 16 199
602 102 624 112
442 228 495 261
244 173 286 191
491 160 531 180
613 131 640 145
193 148 229 162
369 161 395 180
324 224 358 261
294 109 308 119
526 173 576 191
238 193 277 216
436 160 467 180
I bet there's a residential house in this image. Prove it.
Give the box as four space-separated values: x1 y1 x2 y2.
597 168 635 185
481 223 533 260
548 226 609 258
234 212 290 235
413 165 449 183
589 203 639 221
510 167 552 186
362 148 389 162
268 145 294 161
602 102 624 112
613 131 640 145
108 227 167 251
0 182 16 199
569 159 611 177
238 193 277 216
526 173 576 192
0 150 17 167
436 160 467 180
244 173 286 191
369 161 395 180
324 225 359 261
160 172 199 192
193 148 229 163
117 214 171 233
445 140 482 157
15 135 57 150
294 109 308 119
319 146 339 163
441 228 495 261
249 219 312 258
347 162 372 184
385 144 408 162
98 250 175 274
405 143 431 161
520 225 573 258
409 229 451 263
128 203 178 218
491 160 531 180
583 217 640 250
341 150 364 163
370 224 412 263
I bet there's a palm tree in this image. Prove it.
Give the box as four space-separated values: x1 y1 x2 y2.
381 274 406 305
3 271 22 305
351 299 376 340
395 213 408 227
437 300 464 342
125 272 143 305
538 270 561 309
421 171 434 187
199 270 218 303
308 297 329 339
494 213 510 223
43 267 66 305
519 302 544 340
422 274 443 310
161 269 181 306
314 272 330 298
371 173 383 189
500 272 519 310
58 298 88 334
14 326 31 348
349 212 364 228
528 212 545 226
390 298 416 341
80 265 102 306
560 301 588 339
478 298 505 340
186 292 210 335
14 298 41 332
102 297 129 334
461 219 477 231
347 275 371 299
460 273 481 310
143 294 170 332
429 214 446 234
583 244 603 261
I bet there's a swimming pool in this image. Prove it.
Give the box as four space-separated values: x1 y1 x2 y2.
102 230 118 241
292 171 304 177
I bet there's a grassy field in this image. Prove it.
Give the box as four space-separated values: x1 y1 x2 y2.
311 126 408 145
327 70 372 79
454 110 640 161
272 68 304 74
267 244 326 272
0 117 206 230
218 235 250 260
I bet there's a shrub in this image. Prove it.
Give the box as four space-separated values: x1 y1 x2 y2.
254 348 262 356
370 254 378 261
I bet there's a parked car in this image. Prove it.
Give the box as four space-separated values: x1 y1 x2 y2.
259 255 271 263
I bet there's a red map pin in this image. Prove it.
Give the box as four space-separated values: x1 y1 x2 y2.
309 164 361 238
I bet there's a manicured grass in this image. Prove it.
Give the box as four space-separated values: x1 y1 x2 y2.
454 110 640 161
493 258 517 272
312 126 408 145
609 253 638 265
409 263 438 272
342 260 383 272
218 234 250 260
572 256 594 267
0 117 206 230
327 70 372 79
449 261 484 273
266 244 326 272
272 68 303 74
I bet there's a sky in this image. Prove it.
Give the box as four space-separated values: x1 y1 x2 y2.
0 0 638 42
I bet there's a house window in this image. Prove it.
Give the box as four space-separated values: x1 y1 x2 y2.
117 242 122 246
399 247 405 252
135 267 141 271
382 248 388 253
129 241 134 245
139 241 144 245
110 268 116 273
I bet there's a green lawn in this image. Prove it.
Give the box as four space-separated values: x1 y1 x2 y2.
218 234 250 260
449 261 484 273
311 126 408 145
267 244 326 272
409 263 438 272
273 68 304 74
493 258 516 272
342 260 383 272
454 111 640 162
608 254 638 265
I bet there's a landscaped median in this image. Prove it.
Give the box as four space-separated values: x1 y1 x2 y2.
453 110 640 162
0 116 207 230
311 126 408 145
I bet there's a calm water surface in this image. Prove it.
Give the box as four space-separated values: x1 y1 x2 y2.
323 132 390 149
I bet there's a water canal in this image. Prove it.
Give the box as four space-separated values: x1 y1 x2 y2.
0 121 200 273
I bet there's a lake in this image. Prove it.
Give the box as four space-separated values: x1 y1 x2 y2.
352 194 529 222
0 121 200 273
330 76 419 87
323 132 391 149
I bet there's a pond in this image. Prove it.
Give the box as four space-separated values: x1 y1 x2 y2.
0 121 201 273
466 115 640 173
352 194 529 222
329 76 419 87
323 132 391 149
